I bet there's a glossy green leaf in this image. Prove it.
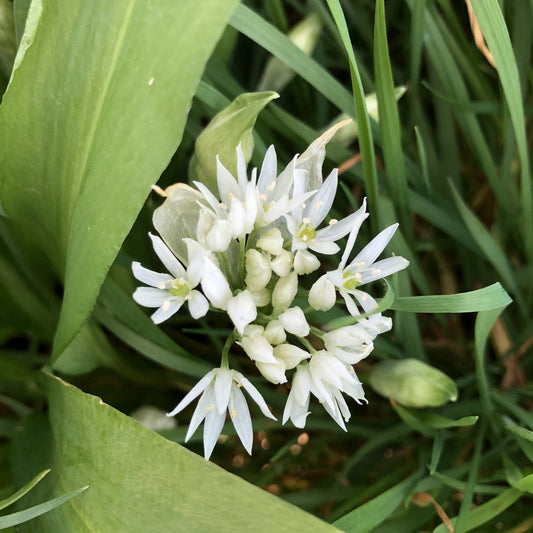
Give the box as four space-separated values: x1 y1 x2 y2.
370 359 458 408
11 373 339 532
0 0 240 363
189 91 279 192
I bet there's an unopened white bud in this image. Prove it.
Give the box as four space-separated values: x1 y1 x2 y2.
264 320 286 345
256 360 287 384
206 219 232 252
272 272 298 310
278 306 310 337
271 249 293 277
239 326 277 364
256 227 284 255
245 249 272 291
309 274 336 311
227 290 257 335
273 343 310 369
251 288 271 307
294 249 320 274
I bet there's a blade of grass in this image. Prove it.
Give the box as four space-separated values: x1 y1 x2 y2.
325 0 379 230
374 0 412 242
470 1 533 264
0 470 50 511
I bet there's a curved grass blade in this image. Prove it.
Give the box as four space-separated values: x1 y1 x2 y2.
0 485 88 529
0 470 50 512
391 283 512 313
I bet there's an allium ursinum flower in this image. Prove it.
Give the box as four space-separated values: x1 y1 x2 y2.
132 233 208 323
286 170 366 256
167 367 276 460
132 119 411 459
283 351 366 430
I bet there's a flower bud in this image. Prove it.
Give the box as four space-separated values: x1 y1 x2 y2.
271 249 293 277
273 343 310 369
227 290 257 335
256 227 284 255
239 325 277 364
278 307 310 337
264 319 286 345
309 274 336 311
245 249 271 291
206 219 232 251
369 359 458 408
251 288 271 307
256 360 287 384
272 271 298 310
293 249 320 274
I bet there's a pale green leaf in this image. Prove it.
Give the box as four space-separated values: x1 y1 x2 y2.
0 0 240 364
11 373 339 532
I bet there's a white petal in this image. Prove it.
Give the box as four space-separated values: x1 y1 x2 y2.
201 259 232 310
340 289 360 316
216 156 242 203
203 399 226 460
227 290 257 335
305 169 337 226
309 239 339 255
133 287 168 308
235 144 248 192
351 223 399 267
316 208 368 252
132 262 172 287
150 299 183 324
234 371 277 420
352 289 379 314
257 145 277 194
206 219 233 252
214 368 232 415
357 256 409 284
229 384 253 454
167 369 217 417
273 343 310 369
149 233 186 279
339 199 368 268
188 290 209 319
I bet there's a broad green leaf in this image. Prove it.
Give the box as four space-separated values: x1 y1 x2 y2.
11 373 339 532
0 469 49 511
257 13 322 93
0 0 240 363
390 283 512 313
334 475 419 533
189 91 279 192
370 359 458 408
0 485 88 529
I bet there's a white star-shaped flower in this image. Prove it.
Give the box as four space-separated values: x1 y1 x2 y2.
167 367 276 459
132 233 208 323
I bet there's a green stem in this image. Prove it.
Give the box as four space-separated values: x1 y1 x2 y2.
220 330 237 368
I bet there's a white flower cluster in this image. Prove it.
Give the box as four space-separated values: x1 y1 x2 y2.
132 123 409 459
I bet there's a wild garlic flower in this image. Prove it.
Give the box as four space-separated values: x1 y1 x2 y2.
132 233 208 323
132 120 409 458
167 367 276 460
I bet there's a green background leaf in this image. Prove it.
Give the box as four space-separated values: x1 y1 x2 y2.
10 373 339 532
0 0 240 364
